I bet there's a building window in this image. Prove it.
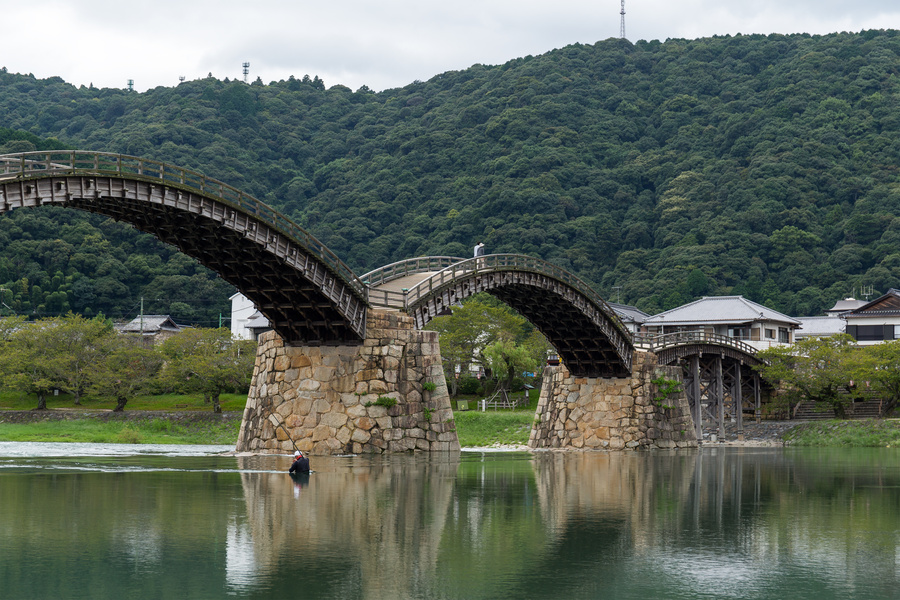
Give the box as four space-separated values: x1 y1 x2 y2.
779 328 789 343
729 327 751 340
855 325 890 341
765 328 776 339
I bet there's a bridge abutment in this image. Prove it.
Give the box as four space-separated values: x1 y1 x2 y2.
236 310 459 454
529 351 697 450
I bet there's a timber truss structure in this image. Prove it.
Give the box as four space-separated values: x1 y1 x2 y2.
637 332 765 439
0 151 368 344
364 255 634 378
0 153 636 378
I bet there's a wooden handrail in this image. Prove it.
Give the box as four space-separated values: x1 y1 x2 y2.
0 151 367 300
633 331 760 356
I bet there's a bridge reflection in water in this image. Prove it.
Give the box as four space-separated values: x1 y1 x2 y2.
2 449 898 598
228 449 900 599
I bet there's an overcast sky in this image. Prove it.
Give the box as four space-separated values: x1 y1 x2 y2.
3 1 900 93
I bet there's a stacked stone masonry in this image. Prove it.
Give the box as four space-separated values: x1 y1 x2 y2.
236 310 460 454
529 351 698 450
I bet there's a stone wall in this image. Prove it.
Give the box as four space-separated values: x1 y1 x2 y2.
529 351 697 450
236 310 459 454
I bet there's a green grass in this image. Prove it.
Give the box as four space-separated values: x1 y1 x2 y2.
0 417 241 445
784 419 900 447
0 391 247 412
453 411 535 446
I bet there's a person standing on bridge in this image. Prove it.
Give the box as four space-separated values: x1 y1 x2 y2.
474 242 485 267
289 450 310 474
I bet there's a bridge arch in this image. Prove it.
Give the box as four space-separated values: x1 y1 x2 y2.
637 332 765 438
0 151 367 344
365 255 634 378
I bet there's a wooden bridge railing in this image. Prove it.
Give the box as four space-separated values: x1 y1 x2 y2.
361 256 466 287
0 151 368 300
400 254 630 338
632 331 760 357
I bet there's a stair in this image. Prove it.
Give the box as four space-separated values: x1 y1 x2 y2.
793 399 884 420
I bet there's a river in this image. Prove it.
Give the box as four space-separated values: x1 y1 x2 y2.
1 444 898 599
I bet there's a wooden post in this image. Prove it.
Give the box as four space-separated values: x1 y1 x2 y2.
691 355 702 439
715 355 725 439
734 362 744 441
754 372 761 424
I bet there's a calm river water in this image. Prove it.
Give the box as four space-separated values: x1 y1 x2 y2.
1 443 899 599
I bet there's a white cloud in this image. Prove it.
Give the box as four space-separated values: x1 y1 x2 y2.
1 0 899 92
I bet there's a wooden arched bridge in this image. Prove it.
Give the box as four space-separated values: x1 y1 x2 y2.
635 332 765 439
0 151 767 449
0 152 632 379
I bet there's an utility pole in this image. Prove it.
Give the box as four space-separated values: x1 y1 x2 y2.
140 297 144 337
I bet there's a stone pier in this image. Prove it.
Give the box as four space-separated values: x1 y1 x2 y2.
529 351 697 450
236 310 459 454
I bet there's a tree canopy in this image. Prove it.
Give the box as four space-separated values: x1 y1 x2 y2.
3 30 900 321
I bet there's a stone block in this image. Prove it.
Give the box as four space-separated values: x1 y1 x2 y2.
312 425 333 442
299 379 321 392
351 428 371 443
313 366 336 382
375 416 393 430
291 355 312 368
320 412 348 428
355 416 376 431
369 380 390 394
336 426 352 445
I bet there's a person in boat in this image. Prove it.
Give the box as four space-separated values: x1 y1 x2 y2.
289 450 310 474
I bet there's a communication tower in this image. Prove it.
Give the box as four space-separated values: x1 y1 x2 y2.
127 79 134 92
620 0 626 40
179 76 186 84
242 62 250 83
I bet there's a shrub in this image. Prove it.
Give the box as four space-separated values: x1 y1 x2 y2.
458 376 481 395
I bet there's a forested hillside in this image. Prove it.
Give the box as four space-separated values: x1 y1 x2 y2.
2 29 900 323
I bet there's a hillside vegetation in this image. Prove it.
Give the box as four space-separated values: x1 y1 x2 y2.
1 30 900 323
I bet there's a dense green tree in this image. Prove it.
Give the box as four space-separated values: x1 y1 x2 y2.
159 328 256 413
87 335 163 412
756 334 856 418
3 30 900 320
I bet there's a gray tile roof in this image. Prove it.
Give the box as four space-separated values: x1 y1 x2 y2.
644 296 801 326
118 315 183 334
795 316 845 338
607 302 650 325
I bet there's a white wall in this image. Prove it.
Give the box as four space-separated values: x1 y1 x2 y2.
230 293 257 340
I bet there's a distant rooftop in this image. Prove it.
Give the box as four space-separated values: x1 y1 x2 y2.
117 315 183 334
644 296 800 326
825 298 867 316
607 302 650 325
794 316 845 339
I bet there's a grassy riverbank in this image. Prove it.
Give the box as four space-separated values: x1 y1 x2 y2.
0 417 241 445
0 391 248 412
0 392 537 447
784 419 900 447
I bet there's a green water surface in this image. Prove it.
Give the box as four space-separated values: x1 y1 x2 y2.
1 446 898 599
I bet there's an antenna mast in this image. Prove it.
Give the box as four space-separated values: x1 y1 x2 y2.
242 62 250 83
620 0 626 39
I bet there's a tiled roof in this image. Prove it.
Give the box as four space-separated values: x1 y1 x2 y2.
119 315 183 334
845 289 900 317
795 316 845 338
607 302 650 324
644 296 801 326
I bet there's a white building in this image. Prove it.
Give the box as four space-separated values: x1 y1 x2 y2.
230 292 271 341
642 295 800 351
